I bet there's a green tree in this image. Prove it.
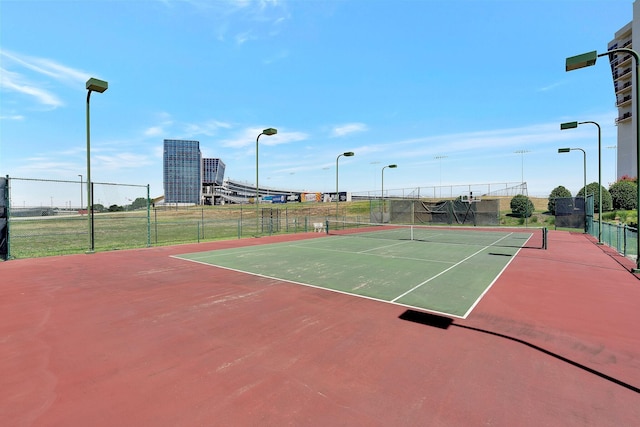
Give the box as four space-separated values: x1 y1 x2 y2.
547 185 572 215
609 180 637 210
131 197 148 210
510 194 534 218
577 182 612 211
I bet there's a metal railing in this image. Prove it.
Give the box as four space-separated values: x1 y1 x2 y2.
590 220 638 258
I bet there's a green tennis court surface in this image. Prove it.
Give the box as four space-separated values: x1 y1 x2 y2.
175 227 534 318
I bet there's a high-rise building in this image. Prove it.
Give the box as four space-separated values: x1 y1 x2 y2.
609 1 640 180
163 139 202 204
203 158 226 185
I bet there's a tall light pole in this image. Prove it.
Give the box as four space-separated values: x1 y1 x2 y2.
514 150 530 184
336 151 355 217
78 174 83 214
558 147 587 232
560 120 602 242
434 155 447 197
255 128 277 234
567 48 640 269
381 164 397 221
86 77 108 252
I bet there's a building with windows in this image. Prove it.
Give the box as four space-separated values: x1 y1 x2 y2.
163 139 202 204
203 158 225 186
201 158 226 205
609 1 640 180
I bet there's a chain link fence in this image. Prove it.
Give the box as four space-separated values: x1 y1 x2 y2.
4 177 374 259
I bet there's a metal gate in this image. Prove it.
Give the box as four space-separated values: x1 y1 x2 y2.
585 194 594 234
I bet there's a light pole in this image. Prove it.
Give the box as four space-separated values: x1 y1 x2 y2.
78 174 83 214
336 151 355 217
256 128 277 234
381 164 397 221
434 155 447 197
514 150 530 184
566 48 639 261
558 147 587 232
560 121 602 242
86 77 108 252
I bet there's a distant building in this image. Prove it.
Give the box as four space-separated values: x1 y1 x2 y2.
202 158 226 205
203 158 226 186
163 139 202 204
609 1 640 180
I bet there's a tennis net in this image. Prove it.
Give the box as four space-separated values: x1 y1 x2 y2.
325 220 547 249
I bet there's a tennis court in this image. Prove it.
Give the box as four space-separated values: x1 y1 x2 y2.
3 228 640 426
175 224 538 317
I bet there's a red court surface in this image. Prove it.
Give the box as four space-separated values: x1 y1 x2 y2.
1 230 639 426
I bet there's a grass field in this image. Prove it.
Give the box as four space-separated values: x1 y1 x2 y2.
6 198 557 259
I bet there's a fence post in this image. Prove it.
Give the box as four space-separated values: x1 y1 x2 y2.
146 184 151 247
0 176 9 260
154 208 158 244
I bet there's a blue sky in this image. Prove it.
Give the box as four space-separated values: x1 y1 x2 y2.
0 0 633 206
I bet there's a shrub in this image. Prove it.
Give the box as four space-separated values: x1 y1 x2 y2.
510 194 534 218
547 186 572 214
577 182 612 211
609 180 637 210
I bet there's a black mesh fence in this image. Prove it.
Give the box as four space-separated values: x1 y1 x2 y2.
404 199 500 225
554 196 592 230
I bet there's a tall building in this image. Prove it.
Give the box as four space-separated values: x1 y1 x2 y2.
203 158 226 185
163 139 202 204
609 1 640 180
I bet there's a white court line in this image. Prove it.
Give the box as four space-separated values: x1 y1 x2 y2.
460 232 534 318
171 254 468 319
391 232 514 303
358 240 410 253
284 241 456 264
173 230 530 320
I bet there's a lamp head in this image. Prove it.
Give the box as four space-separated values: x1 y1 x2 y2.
560 121 578 130
388 164 397 168
262 128 277 136
86 78 108 93
566 51 598 72
558 148 571 153
343 151 355 157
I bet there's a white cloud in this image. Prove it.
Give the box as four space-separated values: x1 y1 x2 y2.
332 122 368 137
537 81 564 92
144 126 165 137
0 50 93 110
94 153 154 170
221 127 307 148
183 119 232 136
235 31 254 44
0 67 64 108
0 49 89 85
0 113 25 121
143 112 176 137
